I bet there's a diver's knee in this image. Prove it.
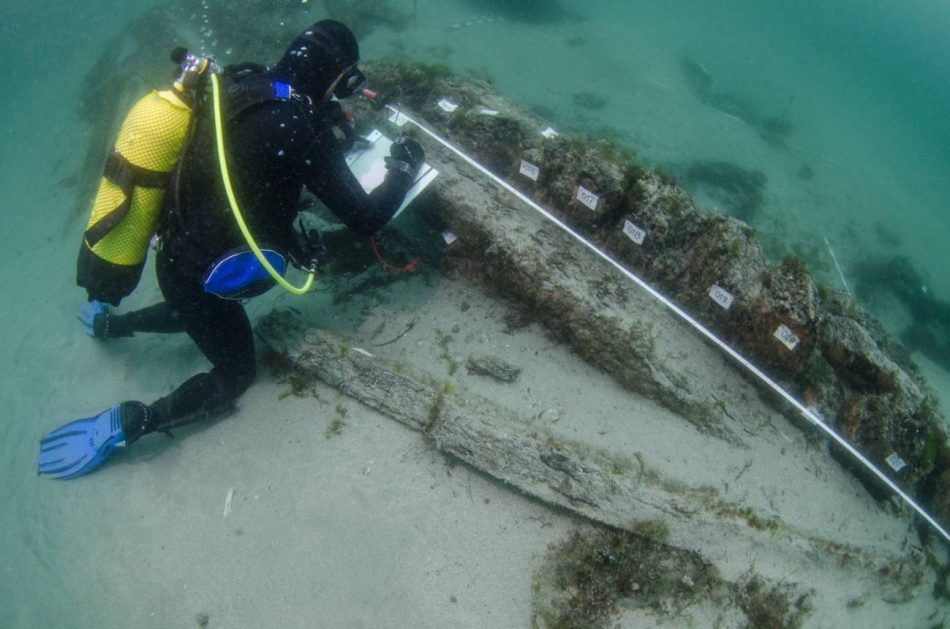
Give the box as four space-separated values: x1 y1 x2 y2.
232 364 256 396
217 363 255 399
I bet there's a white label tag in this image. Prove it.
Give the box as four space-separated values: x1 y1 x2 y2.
388 111 409 127
364 129 382 143
438 98 459 112
540 126 559 139
773 324 800 350
708 285 734 310
519 160 540 181
885 452 907 472
478 107 499 116
576 185 600 211
622 220 646 245
442 229 458 246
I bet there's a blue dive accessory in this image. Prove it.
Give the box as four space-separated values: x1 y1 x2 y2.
37 405 129 479
210 72 315 296
78 300 109 338
203 248 288 300
273 80 292 100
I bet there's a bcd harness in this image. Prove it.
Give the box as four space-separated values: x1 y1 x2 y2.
77 57 322 304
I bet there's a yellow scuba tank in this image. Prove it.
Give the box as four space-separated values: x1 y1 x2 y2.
77 49 212 305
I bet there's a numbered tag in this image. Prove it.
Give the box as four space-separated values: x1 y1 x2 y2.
885 452 907 472
708 285 734 310
364 129 383 143
622 220 646 245
540 126 559 139
576 185 600 211
442 229 458 246
519 160 540 181
388 110 409 127
773 324 800 350
438 98 459 112
478 107 499 116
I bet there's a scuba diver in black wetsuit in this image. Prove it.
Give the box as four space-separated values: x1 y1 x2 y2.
38 20 425 479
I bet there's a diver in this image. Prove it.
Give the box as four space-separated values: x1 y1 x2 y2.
38 20 425 479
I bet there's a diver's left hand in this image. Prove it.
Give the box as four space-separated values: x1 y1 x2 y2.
78 300 109 339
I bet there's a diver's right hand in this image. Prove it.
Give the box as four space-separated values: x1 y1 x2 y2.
78 300 109 339
385 134 425 179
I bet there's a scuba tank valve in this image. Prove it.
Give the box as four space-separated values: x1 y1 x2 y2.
170 47 218 95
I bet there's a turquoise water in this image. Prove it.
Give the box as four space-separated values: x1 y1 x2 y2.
386 0 950 403
2 0 948 625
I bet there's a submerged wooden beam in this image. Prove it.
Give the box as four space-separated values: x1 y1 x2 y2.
257 310 924 600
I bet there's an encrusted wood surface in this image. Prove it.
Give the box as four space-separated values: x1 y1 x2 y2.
413 152 750 445
257 310 923 596
356 60 950 522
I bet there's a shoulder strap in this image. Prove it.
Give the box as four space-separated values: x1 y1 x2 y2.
219 63 307 123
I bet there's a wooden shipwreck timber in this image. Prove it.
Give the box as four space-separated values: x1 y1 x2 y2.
258 312 926 597
257 59 950 625
347 60 950 528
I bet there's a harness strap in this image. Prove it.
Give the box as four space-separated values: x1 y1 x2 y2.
223 73 301 124
103 150 171 189
85 151 172 247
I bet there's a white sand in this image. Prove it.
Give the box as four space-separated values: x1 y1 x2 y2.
7 258 943 626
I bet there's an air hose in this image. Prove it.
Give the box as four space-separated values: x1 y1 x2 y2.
210 72 315 295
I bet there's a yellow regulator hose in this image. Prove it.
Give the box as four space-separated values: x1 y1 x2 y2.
210 73 315 295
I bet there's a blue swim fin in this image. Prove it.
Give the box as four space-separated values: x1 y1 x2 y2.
38 405 130 479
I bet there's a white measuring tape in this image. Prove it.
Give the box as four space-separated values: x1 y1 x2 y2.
384 103 950 543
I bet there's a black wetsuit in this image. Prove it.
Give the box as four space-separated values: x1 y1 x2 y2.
112 68 414 437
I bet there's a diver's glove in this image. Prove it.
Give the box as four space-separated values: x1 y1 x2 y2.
79 300 110 339
290 216 330 270
384 134 425 181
